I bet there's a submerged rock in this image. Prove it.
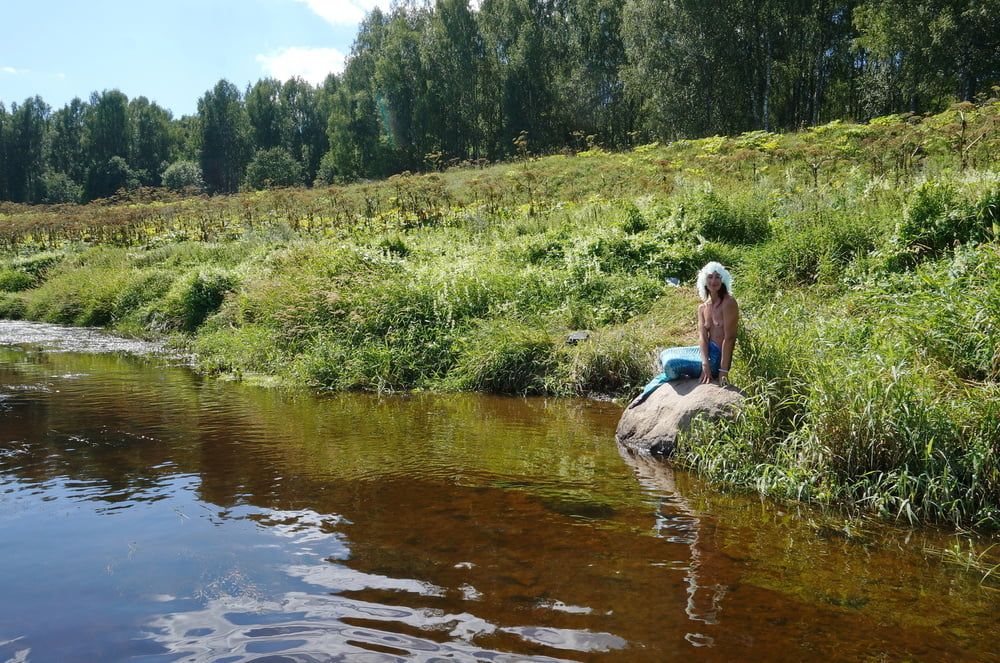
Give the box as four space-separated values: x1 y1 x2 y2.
616 378 744 456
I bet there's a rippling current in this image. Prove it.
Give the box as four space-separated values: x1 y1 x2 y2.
0 321 998 662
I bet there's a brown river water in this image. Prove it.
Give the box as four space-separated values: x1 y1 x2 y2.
0 321 997 662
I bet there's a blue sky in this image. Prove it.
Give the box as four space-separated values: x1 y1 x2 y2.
0 0 393 117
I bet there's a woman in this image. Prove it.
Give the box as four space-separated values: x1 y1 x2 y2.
629 262 739 408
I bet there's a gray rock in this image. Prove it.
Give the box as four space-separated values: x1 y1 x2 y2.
565 330 590 345
616 379 744 456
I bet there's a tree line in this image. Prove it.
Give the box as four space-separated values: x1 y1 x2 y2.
1 0 997 204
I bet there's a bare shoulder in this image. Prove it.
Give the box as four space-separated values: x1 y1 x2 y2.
723 297 739 313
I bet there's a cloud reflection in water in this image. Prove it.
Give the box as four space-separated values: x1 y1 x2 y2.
143 506 626 661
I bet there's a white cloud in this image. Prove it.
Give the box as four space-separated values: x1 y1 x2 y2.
1 66 29 75
256 47 347 84
293 0 394 26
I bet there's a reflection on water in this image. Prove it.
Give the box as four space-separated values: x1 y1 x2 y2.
622 449 727 641
1 322 999 662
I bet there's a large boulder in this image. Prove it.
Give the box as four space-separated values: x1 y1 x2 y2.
616 379 744 456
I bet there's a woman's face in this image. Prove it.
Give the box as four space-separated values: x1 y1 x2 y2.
706 272 723 294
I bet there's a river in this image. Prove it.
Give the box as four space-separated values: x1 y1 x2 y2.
0 321 997 662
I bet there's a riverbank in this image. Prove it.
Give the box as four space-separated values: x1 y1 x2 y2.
1 101 998 528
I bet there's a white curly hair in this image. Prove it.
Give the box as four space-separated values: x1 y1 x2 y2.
696 262 733 301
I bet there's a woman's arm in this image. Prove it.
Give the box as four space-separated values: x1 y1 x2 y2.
697 304 712 384
719 298 739 386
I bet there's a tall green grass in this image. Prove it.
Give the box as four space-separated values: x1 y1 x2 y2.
677 244 1000 528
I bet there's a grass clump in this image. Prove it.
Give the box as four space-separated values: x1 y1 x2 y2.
0 293 26 318
26 264 130 326
553 328 652 397
685 190 772 245
0 269 36 292
156 268 236 332
890 180 999 267
447 320 556 395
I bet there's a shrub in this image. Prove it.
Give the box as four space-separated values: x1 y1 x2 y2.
113 270 176 321
519 233 567 266
577 231 661 273
618 202 649 234
687 191 772 245
243 148 303 190
892 181 998 266
194 324 284 376
314 150 345 186
40 172 83 204
25 266 128 326
292 338 421 392
158 269 236 332
0 293 26 319
742 212 878 290
86 156 140 200
161 161 205 192
447 320 556 394
552 328 652 396
378 235 410 258
889 245 1000 381
0 269 36 292
9 252 64 279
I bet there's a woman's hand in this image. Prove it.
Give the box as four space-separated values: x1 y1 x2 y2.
700 364 712 384
718 370 729 387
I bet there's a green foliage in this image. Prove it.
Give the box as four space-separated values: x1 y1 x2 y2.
447 320 556 395
0 269 36 292
0 293 26 319
889 246 1000 382
26 265 128 326
686 191 772 245
377 235 410 258
553 328 652 396
194 324 284 376
891 180 999 266
4 0 998 203
618 203 649 234
576 231 661 273
161 160 205 192
198 80 253 193
40 172 82 204
8 252 63 278
4 96 49 203
86 156 140 199
113 270 175 321
569 271 665 325
157 268 236 332
243 147 303 190
675 243 1000 528
742 211 879 290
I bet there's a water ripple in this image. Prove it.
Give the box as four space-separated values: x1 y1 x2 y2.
145 591 605 662
0 320 177 357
